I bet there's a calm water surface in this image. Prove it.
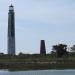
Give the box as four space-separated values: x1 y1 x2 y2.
0 70 75 75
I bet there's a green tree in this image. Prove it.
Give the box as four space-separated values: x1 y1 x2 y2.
71 45 75 52
52 44 68 57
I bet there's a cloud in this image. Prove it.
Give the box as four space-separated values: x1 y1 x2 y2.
14 0 75 26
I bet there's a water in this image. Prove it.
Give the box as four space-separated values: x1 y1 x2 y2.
0 70 75 75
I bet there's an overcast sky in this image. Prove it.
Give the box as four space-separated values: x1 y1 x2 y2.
0 0 75 54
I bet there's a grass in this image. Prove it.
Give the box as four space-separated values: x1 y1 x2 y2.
0 54 74 70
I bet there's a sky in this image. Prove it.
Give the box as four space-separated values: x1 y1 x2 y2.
0 0 75 54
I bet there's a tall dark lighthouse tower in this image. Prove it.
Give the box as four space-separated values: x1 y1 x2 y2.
40 40 46 55
8 4 15 55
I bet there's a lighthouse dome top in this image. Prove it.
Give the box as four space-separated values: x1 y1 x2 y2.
9 4 14 10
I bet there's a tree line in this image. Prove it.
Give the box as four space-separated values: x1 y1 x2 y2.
52 44 75 57
0 44 75 58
